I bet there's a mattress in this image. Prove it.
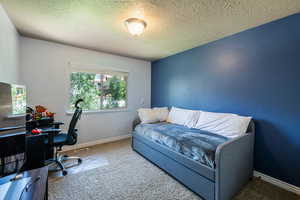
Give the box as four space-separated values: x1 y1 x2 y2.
134 122 228 168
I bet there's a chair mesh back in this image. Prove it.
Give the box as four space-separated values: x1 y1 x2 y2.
67 107 82 143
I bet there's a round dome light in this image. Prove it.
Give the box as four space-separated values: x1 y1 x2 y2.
124 18 147 36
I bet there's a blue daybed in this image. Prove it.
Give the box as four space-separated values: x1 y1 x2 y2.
132 120 255 200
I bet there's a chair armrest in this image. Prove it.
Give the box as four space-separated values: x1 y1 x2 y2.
41 128 61 134
215 132 255 200
51 121 64 129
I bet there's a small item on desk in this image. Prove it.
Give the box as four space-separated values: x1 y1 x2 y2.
31 129 42 135
35 105 47 113
27 105 55 121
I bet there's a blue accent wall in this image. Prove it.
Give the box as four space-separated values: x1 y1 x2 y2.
151 14 300 187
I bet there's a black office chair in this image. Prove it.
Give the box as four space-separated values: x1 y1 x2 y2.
44 99 83 176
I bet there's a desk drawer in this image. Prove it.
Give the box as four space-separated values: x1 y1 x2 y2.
25 135 47 170
20 167 48 200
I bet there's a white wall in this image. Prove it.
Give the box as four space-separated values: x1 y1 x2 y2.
0 5 19 84
20 37 151 144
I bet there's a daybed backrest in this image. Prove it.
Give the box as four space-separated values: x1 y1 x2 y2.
133 112 255 135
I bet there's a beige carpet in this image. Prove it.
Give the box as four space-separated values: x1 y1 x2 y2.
48 139 300 200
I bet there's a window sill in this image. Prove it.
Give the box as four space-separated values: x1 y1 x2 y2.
6 114 26 119
66 108 129 115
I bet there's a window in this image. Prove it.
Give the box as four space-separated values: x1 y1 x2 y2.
11 84 26 115
69 71 128 112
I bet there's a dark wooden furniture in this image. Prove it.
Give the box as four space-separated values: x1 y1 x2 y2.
0 166 48 200
0 119 66 175
0 131 26 177
0 130 54 174
25 118 65 169
25 133 47 170
26 118 54 132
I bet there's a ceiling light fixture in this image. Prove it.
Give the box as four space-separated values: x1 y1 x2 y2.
124 18 147 36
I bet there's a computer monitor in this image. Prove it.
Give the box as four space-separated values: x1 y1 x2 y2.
0 82 26 177
0 82 26 134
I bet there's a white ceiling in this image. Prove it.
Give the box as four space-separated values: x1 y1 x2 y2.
2 0 300 61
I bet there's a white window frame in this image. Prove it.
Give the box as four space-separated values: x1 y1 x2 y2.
66 63 129 114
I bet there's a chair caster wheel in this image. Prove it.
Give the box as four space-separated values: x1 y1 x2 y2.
78 158 82 164
62 170 68 176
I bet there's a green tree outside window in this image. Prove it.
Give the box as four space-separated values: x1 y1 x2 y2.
69 72 127 111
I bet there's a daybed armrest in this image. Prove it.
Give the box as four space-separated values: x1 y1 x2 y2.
215 130 255 200
132 118 141 130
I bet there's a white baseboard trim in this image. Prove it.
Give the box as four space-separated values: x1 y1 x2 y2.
61 134 132 152
254 171 300 195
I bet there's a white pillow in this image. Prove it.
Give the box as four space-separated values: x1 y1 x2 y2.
194 111 252 138
184 110 201 128
138 107 170 124
153 107 169 122
167 107 201 127
138 108 158 124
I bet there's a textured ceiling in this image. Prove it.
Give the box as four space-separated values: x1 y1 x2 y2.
1 0 300 61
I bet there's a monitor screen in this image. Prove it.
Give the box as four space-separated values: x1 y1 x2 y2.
11 84 26 116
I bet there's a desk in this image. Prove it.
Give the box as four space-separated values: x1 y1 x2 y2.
0 166 48 200
0 131 26 175
25 127 62 170
26 118 64 132
25 133 47 170
25 119 64 170
0 120 63 173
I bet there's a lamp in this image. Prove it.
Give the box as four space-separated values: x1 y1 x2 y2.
124 18 147 36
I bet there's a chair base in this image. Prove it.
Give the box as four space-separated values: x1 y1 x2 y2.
46 149 82 176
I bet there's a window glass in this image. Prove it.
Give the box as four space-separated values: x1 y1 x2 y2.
69 71 127 111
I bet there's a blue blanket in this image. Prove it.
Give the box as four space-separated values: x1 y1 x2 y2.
134 122 228 168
